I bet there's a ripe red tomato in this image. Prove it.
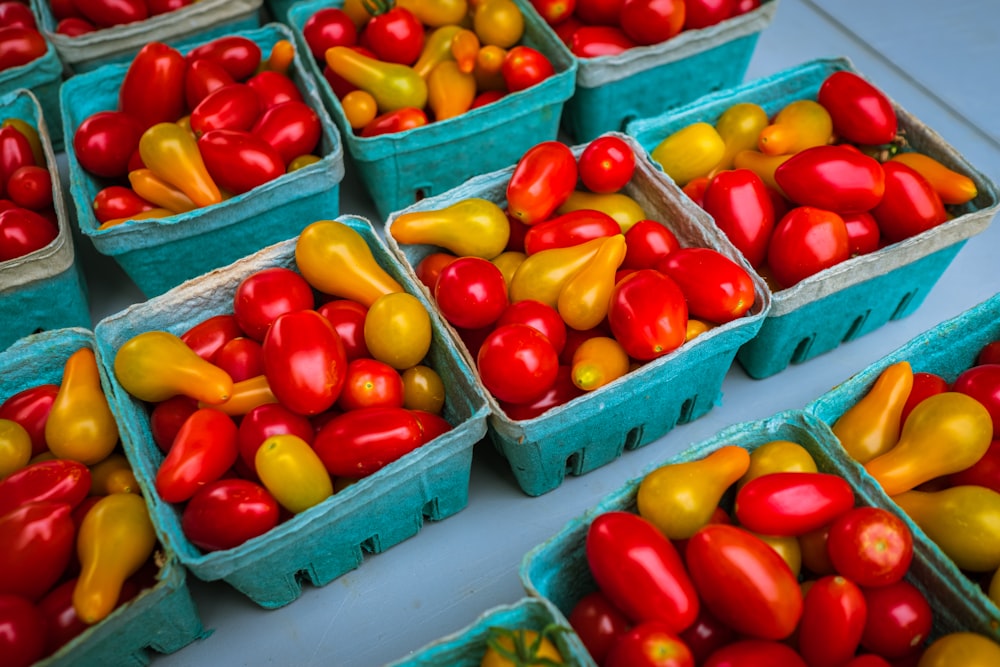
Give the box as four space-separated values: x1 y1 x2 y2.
337 358 405 411
360 7 424 65
827 506 913 587
198 129 286 195
246 70 304 110
586 511 699 631
73 110 144 179
118 42 187 129
605 621 694 667
189 83 262 136
0 593 45 667
523 209 620 255
413 252 455 291
619 0 686 45
92 185 155 223
870 161 947 244
797 575 867 667
677 607 736 665
75 0 148 27
317 299 370 361
313 406 425 477
859 579 932 660
842 211 881 256
262 309 348 416
302 7 358 61
477 323 560 404
568 590 631 665
683 0 735 29
0 459 90 518
497 364 584 420
774 145 886 214
685 524 802 640
0 383 57 457
0 206 57 261
570 25 637 58
702 169 775 269
0 3 37 30
0 26 47 71
36 578 94 656
501 46 555 92
496 299 567 356
817 70 898 146
953 364 1000 437
149 394 198 454
579 135 636 194
433 256 509 330
979 341 1000 366
184 58 236 110
6 165 53 211
507 141 578 225
251 100 322 166
233 267 315 341
735 471 855 536
186 36 262 81
181 313 243 360
607 269 688 361
656 247 755 324
237 402 315 475
702 639 807 667
212 337 265 382
181 478 280 552
900 371 949 426
622 220 680 270
575 0 625 25
766 206 850 288
0 501 75 600
155 408 239 503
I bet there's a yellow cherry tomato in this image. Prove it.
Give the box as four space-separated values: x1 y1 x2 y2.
0 418 31 480
473 0 524 48
255 434 333 514
917 632 1000 667
364 292 433 370
571 336 629 391
401 365 446 414
650 122 726 186
341 90 378 130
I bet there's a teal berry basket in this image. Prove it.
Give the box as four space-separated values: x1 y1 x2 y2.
627 57 1000 380
0 32 67 151
537 0 779 143
0 88 90 352
0 327 207 667
384 597 592 666
60 22 345 299
29 0 263 73
805 292 1000 641
93 215 491 609
520 410 993 665
287 0 577 220
385 133 771 497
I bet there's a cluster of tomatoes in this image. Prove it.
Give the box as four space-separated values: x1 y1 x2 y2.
390 134 756 418
831 337 1000 607
651 70 979 289
531 0 761 57
0 2 47 73
0 118 60 262
48 0 194 36
571 440 964 667
72 35 322 229
300 0 557 136
111 220 453 554
0 348 161 667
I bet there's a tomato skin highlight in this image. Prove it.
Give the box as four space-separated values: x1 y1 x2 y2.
312 406 425 478
702 169 775 269
155 408 239 503
607 269 688 361
826 506 913 587
774 144 886 214
262 310 347 416
817 70 898 146
506 141 578 225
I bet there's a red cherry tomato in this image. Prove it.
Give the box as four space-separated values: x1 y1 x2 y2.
0 125 35 191
302 7 357 60
233 267 315 341
496 299 567 356
900 371 950 425
0 459 90 517
619 0 686 45
360 7 424 65
184 57 236 111
181 313 244 360
155 408 239 503
685 524 802 640
5 165 51 211
0 384 57 457
797 575 868 667
607 269 688 361
246 70 305 110
735 471 855 536
213 337 265 382
842 211 881 256
149 394 199 454
55 16 95 35
817 70 898 146
702 169 776 269
36 578 93 656
0 501 75 601
0 3 38 30
0 25 47 71
360 107 428 137
568 590 631 665
251 100 322 166
477 323 560 405
0 593 45 667
656 247 755 324
181 478 280 552
622 220 681 270
766 206 850 288
530 0 577 25
198 129 286 195
118 42 187 130
501 46 555 92
73 110 144 179
575 0 625 25
870 161 947 244
186 36 262 81
605 620 694 667
774 145 886 214
337 357 405 411
570 25 637 58
189 83 262 136
827 506 913 587
313 406 425 477
683 0 735 29
317 299 370 361
859 578 932 660
702 639 807 667
237 402 315 476
946 439 1000 493
413 252 455 291
579 135 636 193
586 511 699 631
75 0 148 27
953 364 1000 437
262 309 348 416
92 185 154 224
0 206 57 261
523 209 621 255
433 256 509 330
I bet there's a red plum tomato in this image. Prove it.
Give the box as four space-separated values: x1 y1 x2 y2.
735 471 855 536
766 206 850 288
683 0 735 29
817 70 898 146
0 593 45 667
656 247 755 324
73 110 144 179
317 299 369 361
619 0 685 45
212 337 265 382
262 309 347 416
569 590 631 665
860 578 932 660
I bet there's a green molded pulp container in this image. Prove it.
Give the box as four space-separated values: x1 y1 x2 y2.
627 57 1000 379
60 23 345 299
806 293 1000 640
94 216 490 609
30 0 263 73
0 88 90 352
520 410 994 662
0 327 207 666
546 0 779 143
287 0 577 219
386 133 771 497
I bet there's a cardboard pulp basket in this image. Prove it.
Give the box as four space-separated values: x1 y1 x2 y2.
385 133 771 497
60 22 345 299
806 292 1000 640
0 36 66 151
0 328 206 667
30 0 263 73
520 410 993 665
627 57 1000 380
93 215 491 609
541 0 779 143
287 0 578 220
0 88 90 352
384 597 592 666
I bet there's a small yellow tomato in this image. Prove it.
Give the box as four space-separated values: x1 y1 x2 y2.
400 365 446 414
255 434 333 514
473 0 524 48
364 292 433 370
341 89 378 130
650 122 726 186
917 632 1000 667
571 336 629 391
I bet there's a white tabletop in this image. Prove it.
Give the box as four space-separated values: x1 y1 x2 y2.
72 0 1000 664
